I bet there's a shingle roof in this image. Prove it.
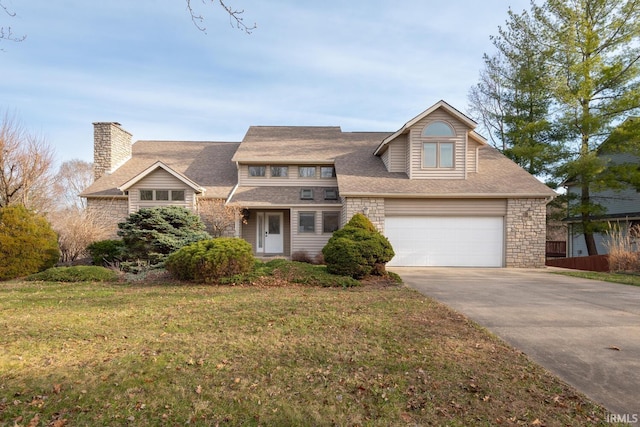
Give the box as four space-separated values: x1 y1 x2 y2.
232 126 382 163
81 140 240 199
336 139 556 197
229 186 341 207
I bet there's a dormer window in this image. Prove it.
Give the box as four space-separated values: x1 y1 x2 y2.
423 142 454 168
249 165 266 177
423 121 455 137
300 188 314 200
299 166 316 178
320 166 336 178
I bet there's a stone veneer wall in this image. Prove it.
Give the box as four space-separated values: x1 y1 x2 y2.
93 122 133 180
86 198 129 238
342 197 385 232
505 198 547 267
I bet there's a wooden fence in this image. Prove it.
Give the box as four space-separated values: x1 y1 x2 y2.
545 241 566 258
545 255 610 272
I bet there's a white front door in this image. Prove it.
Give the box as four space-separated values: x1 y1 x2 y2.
257 212 284 254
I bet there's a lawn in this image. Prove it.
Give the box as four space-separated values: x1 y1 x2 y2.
554 270 640 287
0 275 620 426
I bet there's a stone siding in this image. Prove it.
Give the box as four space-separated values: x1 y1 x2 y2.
93 122 132 180
505 198 547 267
343 197 385 232
86 198 129 238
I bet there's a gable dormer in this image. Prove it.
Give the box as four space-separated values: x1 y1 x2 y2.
374 100 487 179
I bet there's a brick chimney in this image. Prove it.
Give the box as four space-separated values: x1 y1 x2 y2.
92 122 132 180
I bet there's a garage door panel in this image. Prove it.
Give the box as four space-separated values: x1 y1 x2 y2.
385 216 504 267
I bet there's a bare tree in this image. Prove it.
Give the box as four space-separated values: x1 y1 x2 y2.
50 207 113 263
197 198 243 237
0 1 25 44
186 0 256 34
52 159 93 211
0 111 55 211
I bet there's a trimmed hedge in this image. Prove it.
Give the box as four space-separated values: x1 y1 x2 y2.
26 266 119 282
166 237 255 283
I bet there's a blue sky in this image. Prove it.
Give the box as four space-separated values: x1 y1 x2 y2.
1 0 530 167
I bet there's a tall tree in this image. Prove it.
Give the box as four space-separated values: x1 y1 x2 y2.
471 0 640 255
469 8 563 180
0 111 55 211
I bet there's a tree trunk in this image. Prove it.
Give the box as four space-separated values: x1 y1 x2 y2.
581 180 599 256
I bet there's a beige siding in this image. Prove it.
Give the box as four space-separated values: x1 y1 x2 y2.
291 208 341 258
381 149 390 170
128 169 196 213
467 140 481 173
238 164 338 187
386 135 407 173
408 110 467 180
385 198 507 216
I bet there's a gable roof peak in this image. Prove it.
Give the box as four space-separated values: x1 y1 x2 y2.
373 100 479 156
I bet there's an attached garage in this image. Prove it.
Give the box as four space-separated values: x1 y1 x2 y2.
384 199 506 267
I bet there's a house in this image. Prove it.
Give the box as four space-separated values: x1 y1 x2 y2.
564 117 640 257
81 100 556 267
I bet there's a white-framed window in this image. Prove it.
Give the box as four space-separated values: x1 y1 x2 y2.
423 121 455 137
139 189 186 201
320 166 336 178
140 189 153 201
323 211 340 233
299 212 315 233
249 165 266 177
299 166 316 178
271 166 288 178
423 142 454 168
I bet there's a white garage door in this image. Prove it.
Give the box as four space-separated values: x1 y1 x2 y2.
385 216 504 267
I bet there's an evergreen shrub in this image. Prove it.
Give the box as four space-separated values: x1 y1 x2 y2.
87 239 125 266
117 206 210 263
166 237 255 282
0 205 60 280
322 213 394 278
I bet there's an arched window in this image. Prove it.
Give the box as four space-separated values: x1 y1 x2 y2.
423 121 455 137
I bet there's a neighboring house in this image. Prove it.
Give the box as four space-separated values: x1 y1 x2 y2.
564 118 640 257
81 100 556 267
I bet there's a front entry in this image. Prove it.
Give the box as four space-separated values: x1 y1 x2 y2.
256 212 284 254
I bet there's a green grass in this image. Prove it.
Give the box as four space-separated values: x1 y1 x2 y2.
554 270 640 287
0 278 619 426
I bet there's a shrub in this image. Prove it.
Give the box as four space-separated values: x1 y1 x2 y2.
166 237 255 282
0 205 60 281
605 223 640 272
26 266 119 282
322 213 394 278
117 206 210 263
87 239 126 266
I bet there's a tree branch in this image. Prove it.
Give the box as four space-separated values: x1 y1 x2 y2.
0 1 26 44
185 0 256 34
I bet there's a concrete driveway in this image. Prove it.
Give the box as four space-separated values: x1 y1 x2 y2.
392 267 640 420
